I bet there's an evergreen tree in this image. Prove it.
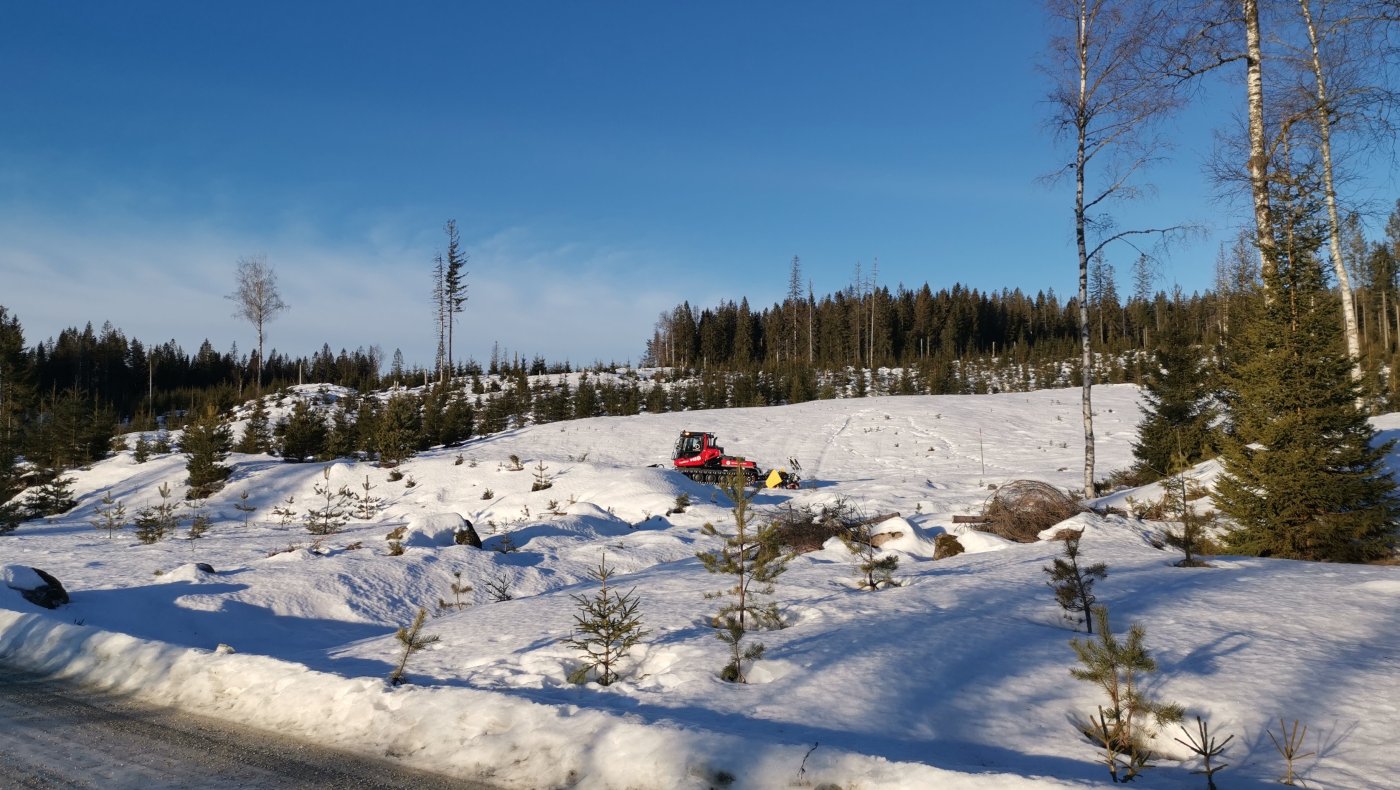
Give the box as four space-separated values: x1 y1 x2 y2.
1044 529 1107 633
277 398 328 462
697 467 787 631
1070 607 1183 783
132 433 152 463
236 396 274 454
1131 321 1217 481
1216 173 1399 562
564 552 648 686
304 465 352 535
23 471 76 518
183 405 232 499
376 392 423 466
90 491 127 538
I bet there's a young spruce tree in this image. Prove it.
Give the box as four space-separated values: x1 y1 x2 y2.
183 405 232 499
1216 168 1399 562
1131 320 1217 482
565 552 648 686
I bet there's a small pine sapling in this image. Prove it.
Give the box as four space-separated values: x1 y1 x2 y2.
272 494 298 527
531 459 553 491
388 607 440 686
304 466 352 535
565 552 648 686
1070 606 1183 783
496 533 517 553
697 465 787 630
233 490 256 527
507 454 524 471
351 474 381 520
1266 719 1315 787
717 616 765 683
481 487 494 500
1174 716 1233 790
438 570 473 613
841 520 899 590
133 482 181 543
91 492 128 538
186 511 211 540
1045 529 1108 632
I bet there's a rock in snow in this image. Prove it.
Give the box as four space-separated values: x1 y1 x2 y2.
3 565 69 609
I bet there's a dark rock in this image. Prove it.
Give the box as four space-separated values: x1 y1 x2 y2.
9 567 70 609
195 562 216 574
454 520 483 548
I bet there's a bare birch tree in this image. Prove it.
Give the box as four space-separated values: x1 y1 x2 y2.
227 254 288 393
1043 0 1185 495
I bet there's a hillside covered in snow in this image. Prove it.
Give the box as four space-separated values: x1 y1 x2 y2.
3 384 1399 789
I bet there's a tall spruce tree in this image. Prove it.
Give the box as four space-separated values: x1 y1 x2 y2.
1131 320 1217 481
1215 169 1399 562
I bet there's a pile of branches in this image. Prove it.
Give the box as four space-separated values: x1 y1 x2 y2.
770 500 897 554
975 480 1084 543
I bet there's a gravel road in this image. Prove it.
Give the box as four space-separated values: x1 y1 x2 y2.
0 668 492 789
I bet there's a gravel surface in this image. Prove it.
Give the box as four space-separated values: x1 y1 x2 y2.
0 668 491 789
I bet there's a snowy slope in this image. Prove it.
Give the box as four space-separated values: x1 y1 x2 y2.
2 384 1398 789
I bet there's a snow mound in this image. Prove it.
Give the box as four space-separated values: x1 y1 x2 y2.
871 517 939 558
157 563 217 583
403 512 470 547
3 565 46 591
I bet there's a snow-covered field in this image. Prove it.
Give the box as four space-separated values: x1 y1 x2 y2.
3 384 1398 789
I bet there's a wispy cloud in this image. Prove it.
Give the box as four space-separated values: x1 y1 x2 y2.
0 208 680 368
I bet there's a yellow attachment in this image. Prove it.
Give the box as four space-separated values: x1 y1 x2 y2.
765 469 785 489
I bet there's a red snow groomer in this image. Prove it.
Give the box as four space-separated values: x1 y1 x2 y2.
671 430 800 489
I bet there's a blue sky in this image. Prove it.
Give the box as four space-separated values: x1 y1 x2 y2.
2 3 1395 369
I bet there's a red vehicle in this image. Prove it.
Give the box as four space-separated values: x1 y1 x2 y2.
671 430 799 488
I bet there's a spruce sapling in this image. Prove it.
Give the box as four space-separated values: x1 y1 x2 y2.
1045 528 1107 632
388 607 440 686
484 573 513 602
565 552 648 686
531 459 552 491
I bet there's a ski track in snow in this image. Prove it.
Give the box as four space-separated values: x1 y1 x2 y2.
2 382 1398 789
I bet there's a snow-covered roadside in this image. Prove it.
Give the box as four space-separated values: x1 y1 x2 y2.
0 608 1086 789
3 384 1398 789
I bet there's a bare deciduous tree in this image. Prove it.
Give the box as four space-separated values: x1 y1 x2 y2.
227 254 288 393
1043 0 1186 495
